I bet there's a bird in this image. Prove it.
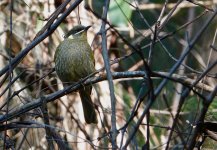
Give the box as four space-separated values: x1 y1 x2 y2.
54 25 98 124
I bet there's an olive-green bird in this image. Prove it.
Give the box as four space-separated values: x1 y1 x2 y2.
54 25 97 124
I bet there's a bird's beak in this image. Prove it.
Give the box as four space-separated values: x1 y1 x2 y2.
85 25 91 31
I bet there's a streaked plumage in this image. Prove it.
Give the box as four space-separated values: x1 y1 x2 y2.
54 25 97 124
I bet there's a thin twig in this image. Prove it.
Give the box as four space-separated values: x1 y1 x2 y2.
99 0 117 149
41 96 55 150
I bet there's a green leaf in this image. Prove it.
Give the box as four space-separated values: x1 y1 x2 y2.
108 0 132 27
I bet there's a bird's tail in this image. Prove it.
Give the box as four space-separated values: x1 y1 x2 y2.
79 86 98 124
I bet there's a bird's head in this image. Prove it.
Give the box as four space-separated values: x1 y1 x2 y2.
64 25 91 39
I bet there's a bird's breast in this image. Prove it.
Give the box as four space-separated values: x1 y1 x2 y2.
54 39 95 83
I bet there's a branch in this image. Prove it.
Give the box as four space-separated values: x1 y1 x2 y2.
99 0 117 149
0 70 215 123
